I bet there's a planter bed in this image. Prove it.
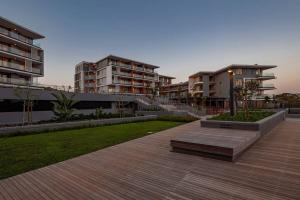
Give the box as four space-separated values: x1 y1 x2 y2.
201 110 286 135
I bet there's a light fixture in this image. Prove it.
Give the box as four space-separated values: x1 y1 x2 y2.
227 69 233 73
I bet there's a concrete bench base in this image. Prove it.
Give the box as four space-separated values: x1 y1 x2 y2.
171 127 260 161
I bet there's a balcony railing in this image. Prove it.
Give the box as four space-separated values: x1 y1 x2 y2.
135 67 144 71
259 83 275 89
0 76 31 86
0 27 37 46
144 68 154 73
85 75 95 80
113 80 132 85
0 60 42 74
257 72 276 79
0 44 42 61
133 82 144 86
133 74 143 78
32 67 42 74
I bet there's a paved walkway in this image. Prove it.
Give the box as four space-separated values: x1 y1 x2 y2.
0 119 300 199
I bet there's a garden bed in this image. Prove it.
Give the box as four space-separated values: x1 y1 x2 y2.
201 110 286 135
208 111 275 122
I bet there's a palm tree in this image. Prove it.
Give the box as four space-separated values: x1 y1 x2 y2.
51 91 78 121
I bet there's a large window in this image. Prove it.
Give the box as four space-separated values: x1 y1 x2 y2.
235 69 243 75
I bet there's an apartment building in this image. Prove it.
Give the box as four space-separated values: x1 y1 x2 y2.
74 61 96 93
159 81 189 101
157 74 175 86
0 17 44 88
189 64 277 107
75 55 159 95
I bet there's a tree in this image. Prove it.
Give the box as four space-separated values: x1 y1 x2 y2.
14 86 39 125
51 91 78 121
177 85 182 104
233 86 243 111
95 107 103 119
264 96 271 104
243 80 259 118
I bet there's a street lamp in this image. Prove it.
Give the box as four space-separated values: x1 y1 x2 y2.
228 69 235 116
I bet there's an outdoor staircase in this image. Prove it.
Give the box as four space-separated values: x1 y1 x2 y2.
135 96 203 118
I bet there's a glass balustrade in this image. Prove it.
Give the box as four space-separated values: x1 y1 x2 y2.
0 27 34 45
0 60 42 74
0 76 31 85
0 44 42 61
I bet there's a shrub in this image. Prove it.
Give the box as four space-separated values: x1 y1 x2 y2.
157 115 198 122
208 111 275 122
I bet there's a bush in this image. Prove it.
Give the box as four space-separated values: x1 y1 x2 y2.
208 111 275 122
157 115 198 122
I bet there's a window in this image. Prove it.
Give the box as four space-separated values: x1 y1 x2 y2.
235 69 243 75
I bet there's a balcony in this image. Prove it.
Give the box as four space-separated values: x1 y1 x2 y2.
85 75 95 80
85 83 95 87
133 74 143 78
0 44 42 62
113 80 132 86
0 60 42 75
257 72 276 80
0 76 31 86
133 82 144 86
258 83 276 90
135 67 144 71
0 27 41 48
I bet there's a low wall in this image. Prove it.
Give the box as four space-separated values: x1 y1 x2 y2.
288 108 300 114
136 110 189 116
201 110 286 135
0 115 157 137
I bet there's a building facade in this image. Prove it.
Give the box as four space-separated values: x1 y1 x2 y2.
0 17 44 88
188 64 277 107
159 81 189 101
75 55 159 95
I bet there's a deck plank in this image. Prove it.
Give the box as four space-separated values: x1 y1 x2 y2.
0 119 300 199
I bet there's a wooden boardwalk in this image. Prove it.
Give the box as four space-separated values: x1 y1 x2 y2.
0 119 300 200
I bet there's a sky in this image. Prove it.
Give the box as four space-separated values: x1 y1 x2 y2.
1 0 300 93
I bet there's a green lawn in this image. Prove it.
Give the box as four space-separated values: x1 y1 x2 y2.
208 111 275 122
0 120 183 180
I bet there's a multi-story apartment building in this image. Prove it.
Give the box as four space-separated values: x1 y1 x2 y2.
74 61 96 93
0 17 44 88
159 81 189 101
189 64 277 107
157 74 175 86
75 55 159 95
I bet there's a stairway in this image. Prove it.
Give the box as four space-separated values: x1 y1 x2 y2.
135 96 203 118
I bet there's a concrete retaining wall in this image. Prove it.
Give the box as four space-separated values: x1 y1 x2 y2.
0 115 157 137
136 110 190 116
0 109 115 125
201 110 286 135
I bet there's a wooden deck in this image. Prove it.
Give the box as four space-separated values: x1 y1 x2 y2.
0 119 300 199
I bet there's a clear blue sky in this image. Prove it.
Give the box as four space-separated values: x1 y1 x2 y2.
1 0 300 93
